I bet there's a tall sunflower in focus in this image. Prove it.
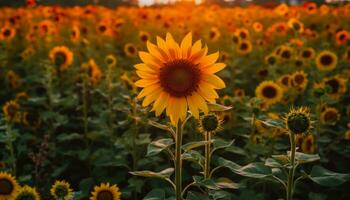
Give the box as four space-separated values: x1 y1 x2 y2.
135 33 226 125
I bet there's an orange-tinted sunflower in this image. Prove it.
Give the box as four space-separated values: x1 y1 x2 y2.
49 46 74 71
322 75 347 100
335 30 349 45
124 43 138 57
135 32 226 125
3 100 21 123
301 134 316 154
236 40 253 55
0 26 16 41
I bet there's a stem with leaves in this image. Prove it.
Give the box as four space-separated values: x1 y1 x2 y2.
204 131 212 180
6 122 16 175
287 131 296 200
175 120 183 200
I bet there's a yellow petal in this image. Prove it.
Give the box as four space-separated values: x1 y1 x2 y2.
139 51 162 67
202 63 226 74
135 79 159 87
134 63 158 73
202 74 226 89
191 92 208 115
181 32 192 58
178 98 188 121
136 70 158 79
191 40 202 56
199 51 220 68
152 92 170 116
147 41 167 62
137 84 161 99
198 82 219 102
186 95 199 118
142 88 162 107
157 36 170 56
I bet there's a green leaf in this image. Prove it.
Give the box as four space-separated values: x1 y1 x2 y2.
293 152 320 164
147 138 174 157
265 158 283 168
182 150 204 167
148 120 173 132
130 168 174 179
308 165 350 187
144 189 166 200
56 133 83 142
212 139 235 154
218 158 272 179
182 141 209 152
208 103 232 112
193 176 220 190
186 192 209 200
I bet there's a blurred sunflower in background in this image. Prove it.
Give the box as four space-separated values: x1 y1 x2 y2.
90 183 121 200
49 46 74 71
255 81 283 106
316 50 338 71
14 185 40 200
0 172 20 200
135 32 226 125
50 180 73 200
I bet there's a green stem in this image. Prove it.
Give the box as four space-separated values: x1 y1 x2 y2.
204 131 211 180
6 123 16 175
175 120 183 200
82 76 88 135
132 99 139 200
287 132 296 200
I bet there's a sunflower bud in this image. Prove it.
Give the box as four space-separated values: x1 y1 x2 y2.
199 113 222 133
285 107 311 134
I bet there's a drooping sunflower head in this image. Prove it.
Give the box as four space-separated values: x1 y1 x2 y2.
90 183 121 200
316 50 338 71
285 107 312 135
135 32 226 125
198 113 223 134
22 111 41 129
49 46 74 71
0 172 20 199
320 107 340 125
6 70 20 89
50 180 73 200
14 185 40 200
255 81 283 106
3 100 21 123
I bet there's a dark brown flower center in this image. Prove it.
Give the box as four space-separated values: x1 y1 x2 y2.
281 76 290 86
159 59 201 97
127 46 136 54
262 86 277 98
294 75 305 85
281 50 291 59
302 50 311 58
325 79 340 94
0 178 14 195
240 42 248 51
320 54 333 66
324 110 338 123
97 190 114 200
3 29 11 37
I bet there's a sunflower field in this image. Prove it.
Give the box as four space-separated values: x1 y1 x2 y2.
1 1 350 200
